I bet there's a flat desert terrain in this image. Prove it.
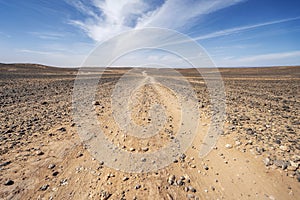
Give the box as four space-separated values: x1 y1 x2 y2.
0 64 299 200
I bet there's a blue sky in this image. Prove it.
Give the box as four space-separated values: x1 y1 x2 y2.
0 0 299 67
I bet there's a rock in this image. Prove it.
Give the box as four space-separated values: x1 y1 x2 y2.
141 147 149 152
57 127 66 132
129 148 135 152
279 145 288 151
52 171 59 176
41 101 48 105
290 161 299 168
100 190 111 200
287 166 297 171
48 164 55 169
93 101 100 105
177 179 184 186
247 140 253 145
273 160 288 170
203 165 209 170
60 179 68 186
188 186 196 193
36 150 44 156
168 175 176 185
4 179 14 186
135 184 141 190
179 153 186 161
263 157 272 166
297 175 300 182
0 161 11 168
123 177 129 181
274 139 281 144
187 194 195 199
246 128 254 135
40 184 49 191
269 195 276 200
211 186 215 191
235 141 242 146
184 186 189 192
76 152 83 158
225 144 233 149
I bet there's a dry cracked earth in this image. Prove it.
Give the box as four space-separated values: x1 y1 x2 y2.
0 63 299 200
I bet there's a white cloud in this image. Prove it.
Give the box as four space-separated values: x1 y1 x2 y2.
29 31 66 40
194 16 300 40
137 0 245 29
68 0 245 42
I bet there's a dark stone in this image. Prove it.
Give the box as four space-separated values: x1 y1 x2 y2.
4 180 14 186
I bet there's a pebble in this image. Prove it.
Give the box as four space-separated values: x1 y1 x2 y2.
141 147 149 152
76 152 83 158
203 165 209 170
93 101 100 105
99 161 104 165
179 153 186 161
168 175 175 185
123 177 129 181
48 164 56 169
225 144 233 149
40 184 49 191
60 179 68 186
100 190 111 200
4 179 14 186
135 184 141 189
263 158 271 166
287 166 297 171
177 180 184 186
279 145 288 151
36 150 44 156
187 194 195 199
273 160 288 170
0 161 11 168
235 141 242 146
52 171 59 176
188 186 196 192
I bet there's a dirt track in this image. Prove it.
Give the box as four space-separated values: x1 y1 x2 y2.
0 64 299 199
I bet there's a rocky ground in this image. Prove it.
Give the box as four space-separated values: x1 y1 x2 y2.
0 64 299 200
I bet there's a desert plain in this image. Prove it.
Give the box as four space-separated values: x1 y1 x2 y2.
0 63 299 199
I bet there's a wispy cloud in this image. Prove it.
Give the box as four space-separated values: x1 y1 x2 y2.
29 31 66 40
67 0 245 42
17 49 61 56
136 0 246 29
193 16 300 40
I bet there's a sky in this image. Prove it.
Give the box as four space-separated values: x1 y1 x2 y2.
0 0 300 67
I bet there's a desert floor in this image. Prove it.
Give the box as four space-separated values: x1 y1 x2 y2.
0 64 299 200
